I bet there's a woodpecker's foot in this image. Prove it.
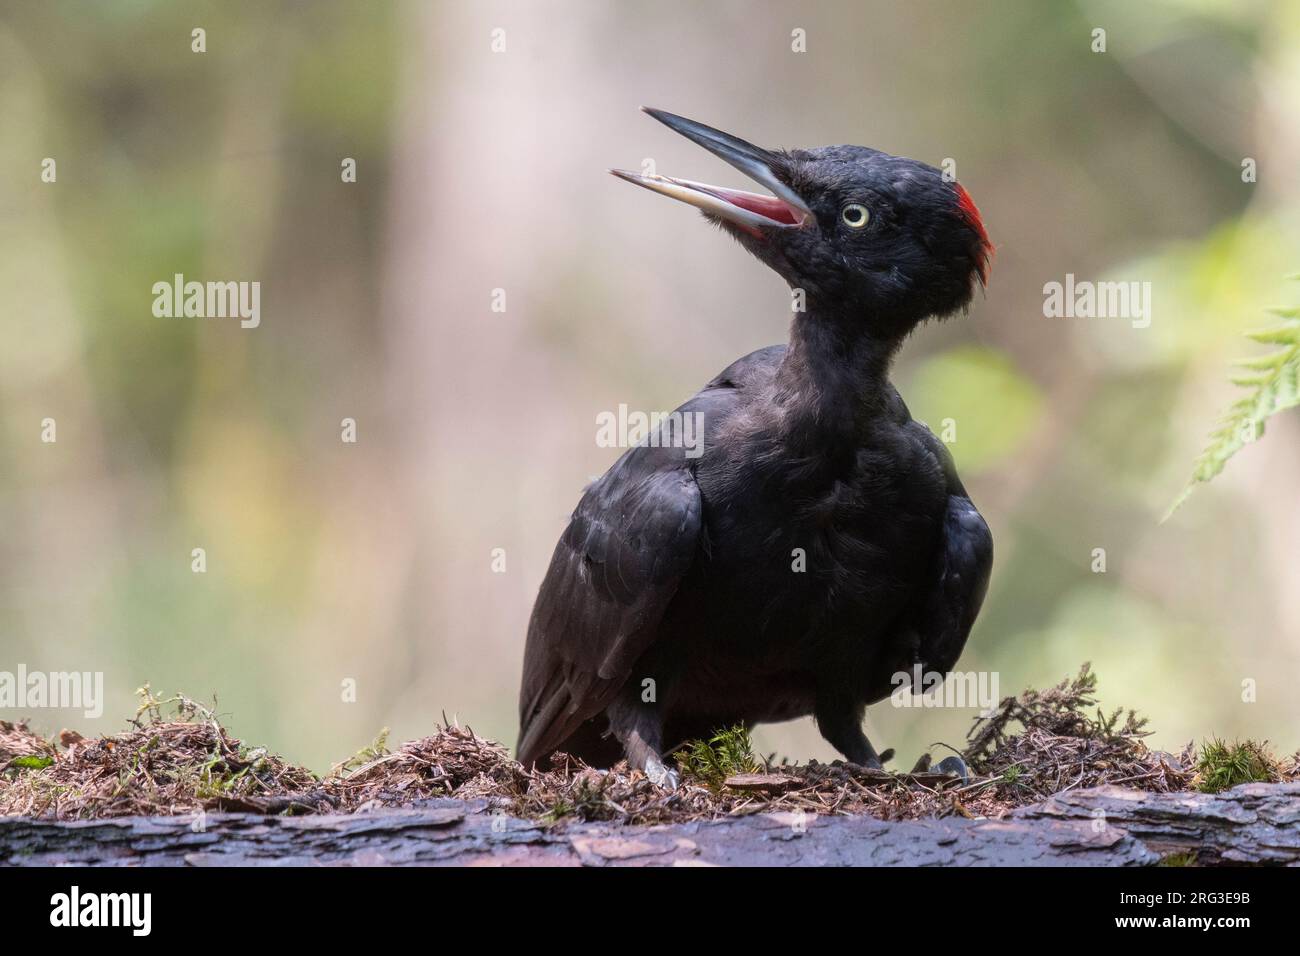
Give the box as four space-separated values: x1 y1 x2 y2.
849 747 895 771
911 752 968 782
644 755 680 790
933 755 970 783
814 700 893 771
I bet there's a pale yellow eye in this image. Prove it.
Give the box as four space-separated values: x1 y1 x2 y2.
841 203 870 228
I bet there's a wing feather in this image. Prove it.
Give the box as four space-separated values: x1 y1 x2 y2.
516 447 703 766
906 423 993 675
516 346 785 766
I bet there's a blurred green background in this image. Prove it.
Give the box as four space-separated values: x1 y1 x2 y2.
2 0 1299 771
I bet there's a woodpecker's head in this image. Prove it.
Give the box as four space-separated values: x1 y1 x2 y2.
612 108 992 336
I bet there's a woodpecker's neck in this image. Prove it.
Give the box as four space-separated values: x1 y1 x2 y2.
772 304 904 447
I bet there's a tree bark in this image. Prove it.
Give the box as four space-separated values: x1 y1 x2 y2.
2 783 1296 867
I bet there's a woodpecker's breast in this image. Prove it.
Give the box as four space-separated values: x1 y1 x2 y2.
683 415 948 659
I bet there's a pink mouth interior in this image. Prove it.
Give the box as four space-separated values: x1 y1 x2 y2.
704 186 802 225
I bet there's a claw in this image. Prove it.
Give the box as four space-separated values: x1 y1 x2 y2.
934 755 970 783
645 755 680 790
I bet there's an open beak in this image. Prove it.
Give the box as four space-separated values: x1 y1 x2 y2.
610 108 812 237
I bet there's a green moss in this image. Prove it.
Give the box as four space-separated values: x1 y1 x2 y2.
540 779 607 825
1000 764 1025 787
8 755 54 770
674 724 761 790
333 728 391 775
540 801 573 826
1195 738 1276 793
1158 851 1198 867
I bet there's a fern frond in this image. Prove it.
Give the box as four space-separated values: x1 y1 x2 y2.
1167 281 1300 519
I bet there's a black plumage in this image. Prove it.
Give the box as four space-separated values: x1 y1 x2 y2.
518 109 994 785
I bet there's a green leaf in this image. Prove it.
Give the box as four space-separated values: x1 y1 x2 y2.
1232 352 1287 370
1168 285 1300 518
1245 325 1300 345
1229 372 1271 387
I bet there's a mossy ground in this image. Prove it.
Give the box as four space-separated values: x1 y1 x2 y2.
2 667 1295 826
1195 738 1282 793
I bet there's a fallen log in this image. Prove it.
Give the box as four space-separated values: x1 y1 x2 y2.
2 782 1296 867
